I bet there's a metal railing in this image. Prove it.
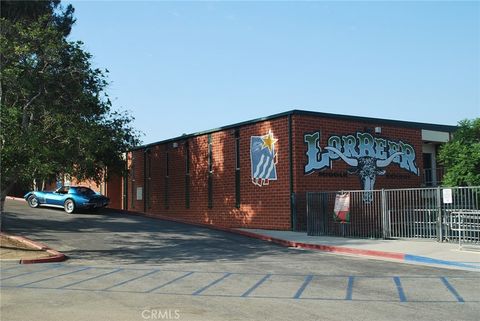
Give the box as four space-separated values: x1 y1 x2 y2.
449 211 480 250
384 188 439 240
306 186 480 244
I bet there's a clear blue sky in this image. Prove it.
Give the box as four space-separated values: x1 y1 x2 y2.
68 1 479 145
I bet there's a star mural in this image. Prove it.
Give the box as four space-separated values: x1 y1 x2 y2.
261 130 278 152
250 130 278 187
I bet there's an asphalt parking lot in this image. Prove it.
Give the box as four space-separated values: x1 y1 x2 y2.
1 200 480 321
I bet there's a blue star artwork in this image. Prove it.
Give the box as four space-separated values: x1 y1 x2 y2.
250 130 278 187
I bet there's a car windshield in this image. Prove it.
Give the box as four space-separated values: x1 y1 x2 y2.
74 187 96 195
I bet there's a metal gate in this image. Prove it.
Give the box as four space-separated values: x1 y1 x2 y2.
306 190 384 238
306 187 480 244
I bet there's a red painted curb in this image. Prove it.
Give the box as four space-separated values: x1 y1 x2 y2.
0 232 67 264
228 229 405 261
111 209 406 262
6 196 25 201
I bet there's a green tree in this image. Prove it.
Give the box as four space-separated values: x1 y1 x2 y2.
438 118 480 186
0 1 141 211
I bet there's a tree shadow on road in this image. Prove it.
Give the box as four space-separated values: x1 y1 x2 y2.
2 203 317 265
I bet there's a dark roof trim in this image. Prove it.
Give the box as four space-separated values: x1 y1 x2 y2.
132 109 458 151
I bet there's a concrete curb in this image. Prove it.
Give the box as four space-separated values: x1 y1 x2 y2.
0 232 67 264
404 254 480 270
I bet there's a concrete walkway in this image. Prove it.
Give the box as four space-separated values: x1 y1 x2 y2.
238 229 480 271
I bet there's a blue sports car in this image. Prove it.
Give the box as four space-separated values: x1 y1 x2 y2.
24 186 109 214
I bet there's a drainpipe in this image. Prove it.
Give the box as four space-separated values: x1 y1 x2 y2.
123 153 128 210
288 114 296 231
143 148 148 213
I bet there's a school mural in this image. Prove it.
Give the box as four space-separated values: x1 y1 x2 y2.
304 131 418 202
250 130 278 187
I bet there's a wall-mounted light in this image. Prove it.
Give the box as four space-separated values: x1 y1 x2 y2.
375 127 382 134
172 142 178 148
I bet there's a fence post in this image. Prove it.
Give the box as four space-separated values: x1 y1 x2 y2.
381 189 389 239
436 186 443 242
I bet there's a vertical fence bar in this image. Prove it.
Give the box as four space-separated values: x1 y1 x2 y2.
393 190 397 237
436 187 443 242
401 189 405 237
381 189 387 239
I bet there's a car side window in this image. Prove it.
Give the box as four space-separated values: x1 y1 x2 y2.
57 186 70 194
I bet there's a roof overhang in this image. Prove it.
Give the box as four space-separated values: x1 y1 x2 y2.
422 129 450 143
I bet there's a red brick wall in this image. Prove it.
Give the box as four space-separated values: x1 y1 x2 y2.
45 178 105 193
125 118 291 230
292 114 424 230
120 113 428 231
105 172 122 209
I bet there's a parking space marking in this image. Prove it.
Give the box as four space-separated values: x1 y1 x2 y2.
1 264 477 303
393 277 407 302
440 277 464 303
198 273 264 297
441 277 479 302
247 274 306 298
300 276 348 300
192 273 232 295
145 271 194 293
345 276 354 300
350 277 399 302
1 264 61 281
103 269 160 291
241 274 271 297
0 265 27 272
4 284 477 304
17 267 91 287
293 275 313 299
58 268 123 289
400 277 458 302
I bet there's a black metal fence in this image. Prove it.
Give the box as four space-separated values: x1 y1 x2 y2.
305 187 480 244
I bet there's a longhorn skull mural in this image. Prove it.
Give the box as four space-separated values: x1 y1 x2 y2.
304 131 419 203
324 147 403 203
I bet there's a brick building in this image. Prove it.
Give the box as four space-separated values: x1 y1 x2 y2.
108 110 456 231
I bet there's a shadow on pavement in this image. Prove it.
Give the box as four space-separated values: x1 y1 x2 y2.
2 201 316 265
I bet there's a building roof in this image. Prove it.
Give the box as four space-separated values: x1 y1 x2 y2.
132 109 458 151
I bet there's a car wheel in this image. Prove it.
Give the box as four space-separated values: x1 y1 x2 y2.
27 195 39 208
64 199 75 214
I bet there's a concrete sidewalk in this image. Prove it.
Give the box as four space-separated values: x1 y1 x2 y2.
238 229 480 272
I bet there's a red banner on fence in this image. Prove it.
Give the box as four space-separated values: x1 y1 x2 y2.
334 193 350 223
